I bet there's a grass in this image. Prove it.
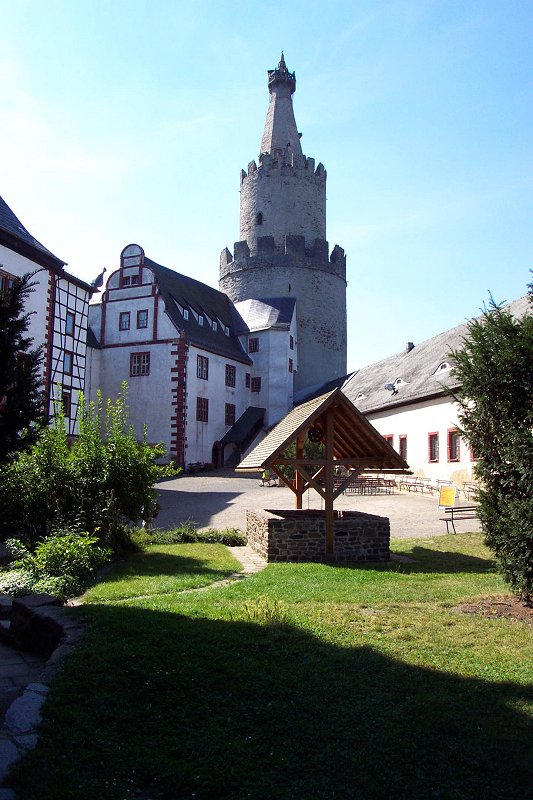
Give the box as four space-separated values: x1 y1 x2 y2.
13 534 533 800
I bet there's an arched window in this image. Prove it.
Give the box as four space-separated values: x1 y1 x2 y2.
255 212 263 225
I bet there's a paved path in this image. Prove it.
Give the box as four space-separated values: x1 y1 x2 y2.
156 470 482 539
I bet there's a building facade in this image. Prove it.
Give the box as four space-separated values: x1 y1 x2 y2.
88 55 345 467
0 195 93 435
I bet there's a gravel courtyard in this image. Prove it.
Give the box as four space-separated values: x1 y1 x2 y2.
155 470 481 539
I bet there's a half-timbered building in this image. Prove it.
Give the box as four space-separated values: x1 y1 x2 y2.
0 194 94 434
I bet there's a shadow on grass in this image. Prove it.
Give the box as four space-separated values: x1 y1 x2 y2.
14 604 533 800
390 546 497 575
93 551 236 586
310 548 496 576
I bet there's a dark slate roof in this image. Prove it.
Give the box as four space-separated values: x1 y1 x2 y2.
220 406 265 445
145 257 252 364
86 327 101 349
301 295 531 414
232 297 296 334
0 194 65 268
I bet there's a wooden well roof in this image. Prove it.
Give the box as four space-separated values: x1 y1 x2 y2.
237 388 409 473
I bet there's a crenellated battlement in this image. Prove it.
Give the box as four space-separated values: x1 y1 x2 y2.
219 236 346 281
240 150 326 185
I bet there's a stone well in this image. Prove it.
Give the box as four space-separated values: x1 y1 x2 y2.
246 509 390 563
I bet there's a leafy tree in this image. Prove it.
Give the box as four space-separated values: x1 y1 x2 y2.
450 283 533 603
0 272 45 461
0 383 179 548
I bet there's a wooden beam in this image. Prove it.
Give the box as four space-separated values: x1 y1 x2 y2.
325 408 335 557
295 432 305 509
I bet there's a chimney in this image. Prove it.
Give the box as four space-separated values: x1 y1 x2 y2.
406 342 415 353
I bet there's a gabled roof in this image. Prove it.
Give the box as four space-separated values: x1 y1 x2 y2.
233 297 296 334
145 257 252 365
220 406 265 445
301 296 531 414
237 388 409 472
0 194 65 269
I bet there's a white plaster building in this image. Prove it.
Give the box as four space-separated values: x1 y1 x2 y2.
301 295 531 484
0 194 94 435
87 244 256 466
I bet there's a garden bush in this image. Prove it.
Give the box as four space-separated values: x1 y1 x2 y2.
131 522 246 548
0 568 35 597
0 384 180 548
451 284 533 602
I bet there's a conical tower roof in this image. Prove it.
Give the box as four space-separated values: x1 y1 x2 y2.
260 52 302 156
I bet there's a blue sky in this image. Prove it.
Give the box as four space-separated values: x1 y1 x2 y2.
1 0 531 371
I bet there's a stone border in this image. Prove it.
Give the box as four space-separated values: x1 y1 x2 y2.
0 596 84 791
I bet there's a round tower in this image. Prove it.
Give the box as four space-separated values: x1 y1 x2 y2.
220 54 347 393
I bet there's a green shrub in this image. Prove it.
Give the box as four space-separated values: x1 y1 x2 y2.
0 568 35 596
134 523 247 548
3 538 30 562
30 532 111 579
451 286 533 602
32 573 88 601
0 384 180 549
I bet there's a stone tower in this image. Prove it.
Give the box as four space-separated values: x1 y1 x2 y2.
219 53 347 393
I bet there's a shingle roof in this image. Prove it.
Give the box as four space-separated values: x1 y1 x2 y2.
237 388 409 472
303 296 531 414
0 194 65 267
233 297 296 334
145 257 252 364
220 406 265 445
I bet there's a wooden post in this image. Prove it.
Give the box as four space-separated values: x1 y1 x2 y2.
325 409 335 556
295 432 304 509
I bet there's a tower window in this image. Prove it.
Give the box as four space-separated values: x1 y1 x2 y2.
428 433 439 462
225 403 236 426
447 429 460 462
119 312 130 331
256 212 263 225
251 377 262 393
130 352 150 377
63 351 73 375
196 397 209 422
65 311 75 337
399 435 407 461
225 364 236 388
137 310 148 329
197 355 209 380
248 337 259 353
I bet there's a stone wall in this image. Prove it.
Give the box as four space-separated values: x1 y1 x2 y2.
246 509 390 563
220 251 347 393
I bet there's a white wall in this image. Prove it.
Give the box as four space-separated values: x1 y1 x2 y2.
185 345 252 464
367 395 475 483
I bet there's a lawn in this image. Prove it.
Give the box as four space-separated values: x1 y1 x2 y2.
14 535 533 800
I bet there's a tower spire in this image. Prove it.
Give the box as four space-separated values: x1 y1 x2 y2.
260 53 302 156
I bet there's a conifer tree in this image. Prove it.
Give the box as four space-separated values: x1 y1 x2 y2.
0 272 45 461
451 282 533 603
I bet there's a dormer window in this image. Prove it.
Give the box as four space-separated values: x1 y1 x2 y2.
355 392 367 401
394 378 406 386
183 309 189 321
212 321 217 332
198 316 204 326
435 361 451 373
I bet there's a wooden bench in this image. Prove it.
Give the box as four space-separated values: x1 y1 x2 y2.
440 505 479 534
